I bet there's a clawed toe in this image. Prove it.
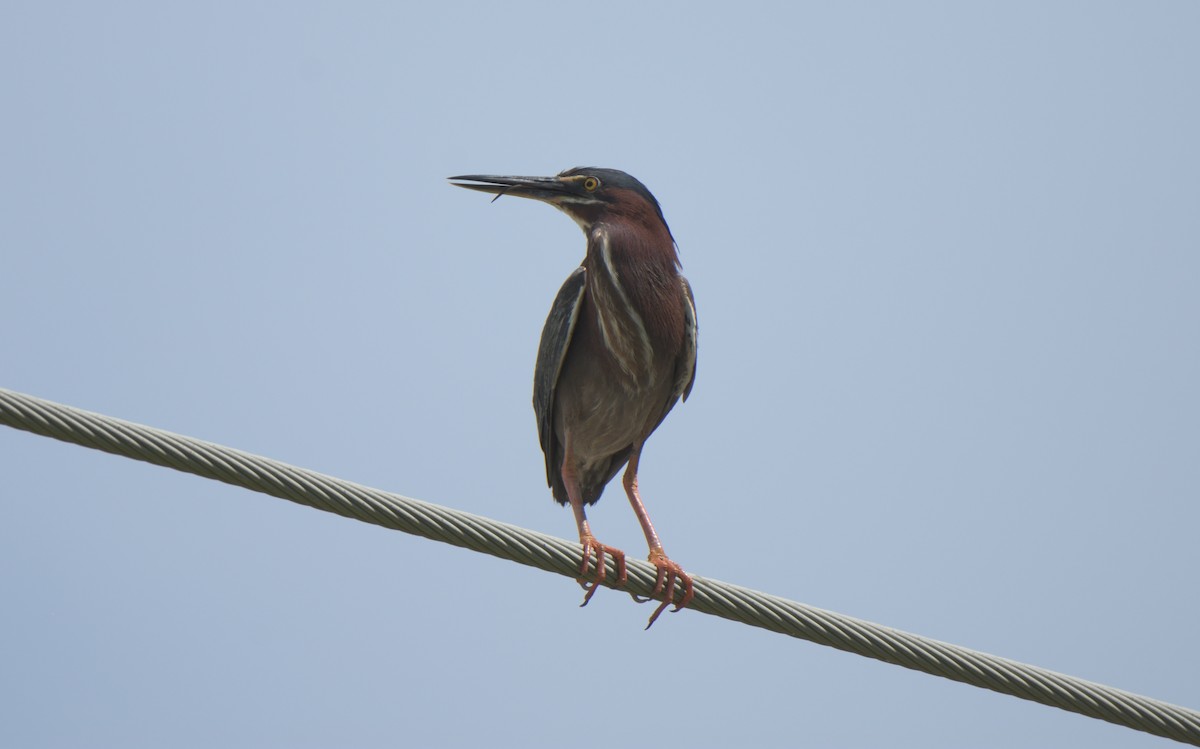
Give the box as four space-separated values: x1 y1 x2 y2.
572 538 693 627
641 548 694 629
576 535 628 606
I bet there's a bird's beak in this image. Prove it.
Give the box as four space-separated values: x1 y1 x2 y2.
448 174 569 204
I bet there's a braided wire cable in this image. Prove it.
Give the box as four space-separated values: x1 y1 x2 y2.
2 386 1198 745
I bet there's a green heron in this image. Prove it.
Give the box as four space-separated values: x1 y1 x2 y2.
450 167 697 627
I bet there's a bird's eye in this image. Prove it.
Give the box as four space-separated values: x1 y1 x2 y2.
583 176 600 192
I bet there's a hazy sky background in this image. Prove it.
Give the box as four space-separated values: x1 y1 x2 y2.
2 3 1197 747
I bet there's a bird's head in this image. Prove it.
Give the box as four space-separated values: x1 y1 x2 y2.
449 167 673 241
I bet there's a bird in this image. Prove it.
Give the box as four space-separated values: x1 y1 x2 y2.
450 167 697 627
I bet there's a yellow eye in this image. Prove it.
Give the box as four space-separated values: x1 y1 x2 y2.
583 176 600 192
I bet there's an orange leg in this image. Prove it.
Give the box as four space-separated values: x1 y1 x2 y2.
563 455 627 606
623 447 694 629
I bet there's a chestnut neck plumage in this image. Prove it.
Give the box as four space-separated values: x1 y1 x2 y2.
580 198 685 387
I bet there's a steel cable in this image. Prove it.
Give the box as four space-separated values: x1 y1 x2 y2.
2 386 1197 745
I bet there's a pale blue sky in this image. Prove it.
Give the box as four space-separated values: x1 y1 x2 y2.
2 3 1198 747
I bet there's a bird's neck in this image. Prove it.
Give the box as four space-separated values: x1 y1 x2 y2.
582 223 685 383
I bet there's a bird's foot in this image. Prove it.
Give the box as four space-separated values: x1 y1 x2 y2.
637 549 694 629
577 534 628 607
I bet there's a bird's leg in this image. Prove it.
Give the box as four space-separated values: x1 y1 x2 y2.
562 458 627 606
622 447 694 628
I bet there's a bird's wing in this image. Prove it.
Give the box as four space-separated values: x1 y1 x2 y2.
644 274 699 440
678 275 699 401
533 266 587 487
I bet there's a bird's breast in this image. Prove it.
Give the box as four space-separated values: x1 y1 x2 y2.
584 227 685 388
